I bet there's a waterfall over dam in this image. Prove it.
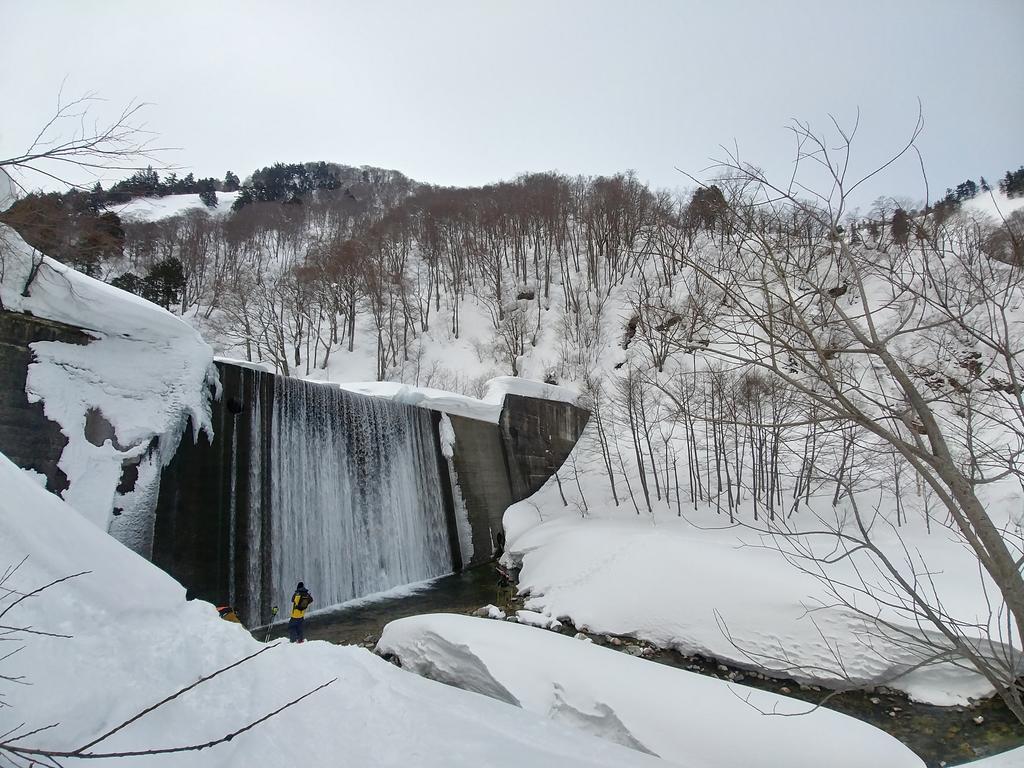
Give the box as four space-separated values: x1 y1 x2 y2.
268 376 453 617
152 363 461 627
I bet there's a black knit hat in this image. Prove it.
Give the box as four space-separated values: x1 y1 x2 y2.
297 581 305 590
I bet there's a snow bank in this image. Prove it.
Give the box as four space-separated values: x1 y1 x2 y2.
504 511 1009 707
110 191 240 222
0 189 216 542
215 355 275 373
337 381 504 421
377 614 925 768
483 375 581 408
337 376 580 423
0 450 665 767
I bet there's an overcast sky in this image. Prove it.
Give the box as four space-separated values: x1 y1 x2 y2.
2 0 1021 208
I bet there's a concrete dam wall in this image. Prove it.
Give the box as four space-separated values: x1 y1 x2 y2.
0 311 589 627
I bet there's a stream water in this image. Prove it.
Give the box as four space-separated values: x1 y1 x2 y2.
258 563 1023 767
261 565 500 646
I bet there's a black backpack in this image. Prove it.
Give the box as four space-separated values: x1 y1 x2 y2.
295 592 313 611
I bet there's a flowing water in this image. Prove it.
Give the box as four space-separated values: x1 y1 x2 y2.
266 377 453 614
264 565 503 646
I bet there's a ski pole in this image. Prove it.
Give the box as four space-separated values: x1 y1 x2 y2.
263 605 278 642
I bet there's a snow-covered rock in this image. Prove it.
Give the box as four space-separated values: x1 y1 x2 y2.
0 180 216 543
516 609 562 630
474 604 507 620
377 613 926 768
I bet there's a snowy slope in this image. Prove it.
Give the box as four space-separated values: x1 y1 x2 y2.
0 450 667 768
110 191 240 222
962 190 1024 223
377 614 926 768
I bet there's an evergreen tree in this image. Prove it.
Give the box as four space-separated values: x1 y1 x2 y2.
955 179 978 201
198 184 218 208
110 272 146 296
144 258 185 309
688 185 728 231
891 207 911 246
223 171 240 192
112 166 162 197
88 182 106 213
1000 168 1024 198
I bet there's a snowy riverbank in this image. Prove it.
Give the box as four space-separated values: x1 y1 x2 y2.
378 612 926 767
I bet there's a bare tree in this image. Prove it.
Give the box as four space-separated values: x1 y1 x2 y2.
0 87 167 193
670 114 1024 722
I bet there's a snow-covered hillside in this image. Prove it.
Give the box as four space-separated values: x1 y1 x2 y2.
111 191 240 222
963 189 1024 224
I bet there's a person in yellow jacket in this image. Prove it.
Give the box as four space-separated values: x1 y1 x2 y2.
288 581 313 643
217 604 241 623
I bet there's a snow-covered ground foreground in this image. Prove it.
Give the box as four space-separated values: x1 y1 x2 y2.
501 439 1024 708
0 451 669 768
377 613 925 768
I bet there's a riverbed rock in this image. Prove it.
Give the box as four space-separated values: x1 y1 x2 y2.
474 604 507 620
